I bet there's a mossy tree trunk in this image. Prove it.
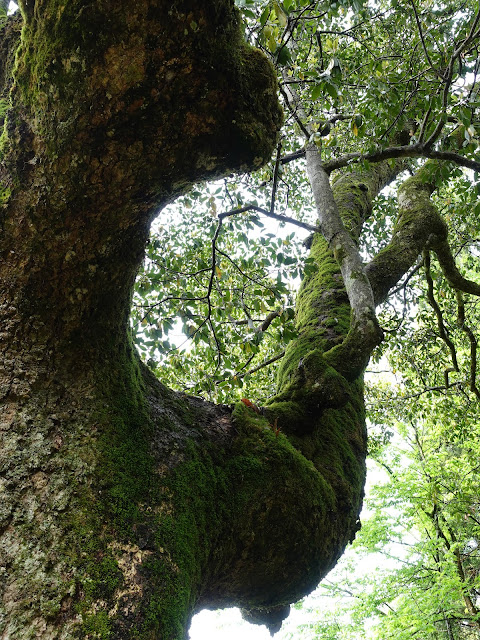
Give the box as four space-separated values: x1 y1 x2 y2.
0 2 450 639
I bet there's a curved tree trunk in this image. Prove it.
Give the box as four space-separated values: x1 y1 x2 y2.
0 2 438 638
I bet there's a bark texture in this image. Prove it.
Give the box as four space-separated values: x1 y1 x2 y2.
0 2 376 639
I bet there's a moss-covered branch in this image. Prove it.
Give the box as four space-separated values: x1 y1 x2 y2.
366 161 449 306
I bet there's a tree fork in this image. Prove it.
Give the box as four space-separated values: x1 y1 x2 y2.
0 2 381 639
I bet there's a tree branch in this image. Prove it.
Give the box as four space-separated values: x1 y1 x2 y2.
324 145 480 173
423 249 459 373
408 0 444 80
432 238 480 296
366 162 449 306
237 350 286 379
218 204 318 232
281 144 480 173
305 144 383 377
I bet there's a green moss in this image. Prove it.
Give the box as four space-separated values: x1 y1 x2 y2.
332 186 369 238
129 398 363 627
0 183 10 205
234 46 283 167
0 97 8 119
274 233 351 402
86 554 123 601
82 611 113 639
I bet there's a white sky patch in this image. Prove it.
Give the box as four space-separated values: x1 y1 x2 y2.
189 608 274 640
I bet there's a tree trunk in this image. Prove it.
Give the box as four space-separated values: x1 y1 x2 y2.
0 2 398 638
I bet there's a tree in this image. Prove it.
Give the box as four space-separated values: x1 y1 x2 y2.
1 1 480 640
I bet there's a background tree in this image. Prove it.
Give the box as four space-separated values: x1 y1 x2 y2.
2 1 480 640
292 351 480 640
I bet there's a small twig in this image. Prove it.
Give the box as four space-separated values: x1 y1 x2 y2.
390 260 424 297
366 382 464 406
215 247 277 293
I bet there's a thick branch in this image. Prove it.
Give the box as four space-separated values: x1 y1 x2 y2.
432 238 480 296
304 145 383 377
324 145 480 174
367 162 449 306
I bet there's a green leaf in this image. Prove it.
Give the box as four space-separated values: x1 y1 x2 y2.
273 1 288 27
260 5 271 25
323 79 339 100
276 45 292 66
311 84 322 101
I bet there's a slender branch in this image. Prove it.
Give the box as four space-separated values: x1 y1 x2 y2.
389 261 424 298
280 71 313 140
237 350 286 379
366 382 463 406
218 204 318 232
138 294 207 323
432 238 480 296
229 309 282 333
258 310 283 333
215 247 278 293
417 103 434 144
423 250 459 372
270 142 282 215
325 145 480 173
424 5 480 149
456 291 480 400
408 0 444 80
281 144 480 173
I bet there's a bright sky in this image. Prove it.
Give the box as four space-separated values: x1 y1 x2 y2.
189 609 273 640
189 600 321 640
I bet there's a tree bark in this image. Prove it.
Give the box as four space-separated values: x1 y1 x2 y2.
0 2 377 638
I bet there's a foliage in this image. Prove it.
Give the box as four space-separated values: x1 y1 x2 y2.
290 379 480 639
133 0 480 410
131 181 313 402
